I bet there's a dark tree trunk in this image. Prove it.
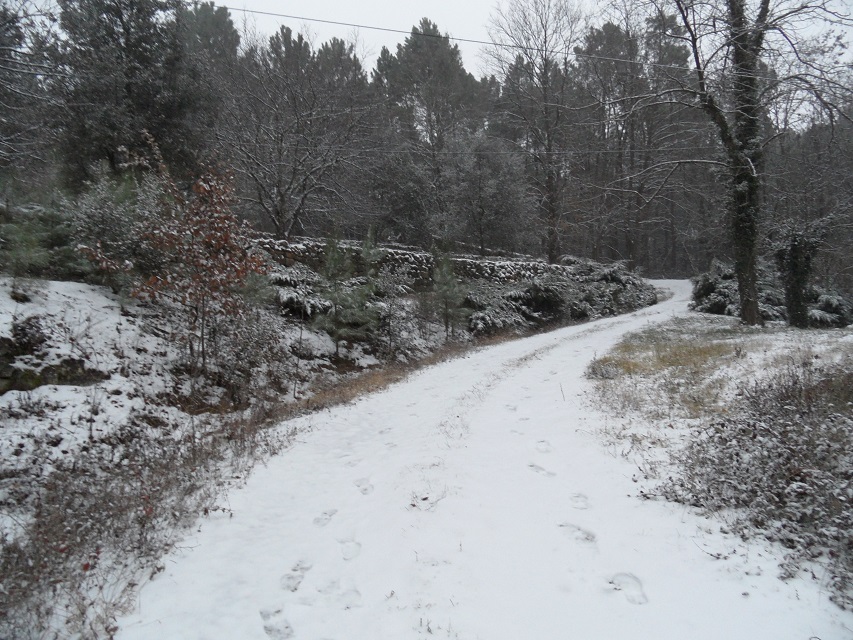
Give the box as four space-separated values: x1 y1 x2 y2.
545 166 561 263
730 164 762 325
726 0 766 325
675 0 771 325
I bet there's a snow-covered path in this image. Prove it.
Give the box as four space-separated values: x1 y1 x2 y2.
118 280 852 640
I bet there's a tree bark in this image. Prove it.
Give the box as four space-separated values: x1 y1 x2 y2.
674 0 769 325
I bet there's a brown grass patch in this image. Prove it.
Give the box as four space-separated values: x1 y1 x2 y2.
593 340 736 377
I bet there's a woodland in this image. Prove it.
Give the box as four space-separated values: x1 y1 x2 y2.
0 0 851 327
1 1 853 635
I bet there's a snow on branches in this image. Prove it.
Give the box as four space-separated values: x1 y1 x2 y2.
79 166 267 371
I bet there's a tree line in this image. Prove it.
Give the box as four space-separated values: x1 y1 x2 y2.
1 0 851 324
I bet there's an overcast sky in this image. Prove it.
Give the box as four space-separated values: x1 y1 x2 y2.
222 1 853 76
225 0 500 77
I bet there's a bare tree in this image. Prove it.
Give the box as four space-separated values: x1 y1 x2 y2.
218 28 374 238
660 0 852 324
488 0 585 263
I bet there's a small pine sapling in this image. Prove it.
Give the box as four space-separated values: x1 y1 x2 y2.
432 254 469 338
0 215 50 301
314 237 380 357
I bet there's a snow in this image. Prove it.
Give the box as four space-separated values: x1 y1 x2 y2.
0 278 179 537
115 280 853 640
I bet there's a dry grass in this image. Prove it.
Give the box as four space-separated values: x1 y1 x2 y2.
593 340 737 377
587 317 750 420
583 314 852 419
585 314 853 487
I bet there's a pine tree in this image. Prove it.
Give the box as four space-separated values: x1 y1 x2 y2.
52 0 200 185
432 254 469 338
313 238 380 357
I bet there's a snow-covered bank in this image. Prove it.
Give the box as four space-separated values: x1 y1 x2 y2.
117 280 853 640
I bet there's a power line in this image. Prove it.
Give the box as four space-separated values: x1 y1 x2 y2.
221 5 491 48
217 4 698 75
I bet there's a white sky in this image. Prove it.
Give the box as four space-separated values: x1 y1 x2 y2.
224 0 501 77
220 1 853 79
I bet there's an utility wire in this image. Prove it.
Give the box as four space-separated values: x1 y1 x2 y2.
217 4 702 75
221 6 488 47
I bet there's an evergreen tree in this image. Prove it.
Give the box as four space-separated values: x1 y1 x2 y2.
0 1 53 172
314 238 379 357
371 18 488 248
432 254 469 337
446 132 534 255
51 0 199 186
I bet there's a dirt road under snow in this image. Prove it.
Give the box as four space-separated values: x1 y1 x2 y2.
117 280 852 640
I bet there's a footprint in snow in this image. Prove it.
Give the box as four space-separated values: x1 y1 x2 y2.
505 404 518 412
609 573 648 605
313 509 338 527
558 522 596 544
568 493 590 510
528 463 556 477
354 478 374 495
338 583 362 609
279 561 312 592
535 440 552 453
259 608 294 639
340 540 362 561
318 578 362 609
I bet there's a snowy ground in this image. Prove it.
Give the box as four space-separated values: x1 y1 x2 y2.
116 280 853 640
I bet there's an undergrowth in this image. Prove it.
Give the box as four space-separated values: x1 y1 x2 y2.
661 359 853 608
0 407 290 638
587 314 853 608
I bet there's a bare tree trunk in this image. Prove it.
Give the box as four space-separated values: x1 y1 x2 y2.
545 166 562 263
673 0 769 324
730 163 762 325
488 0 583 265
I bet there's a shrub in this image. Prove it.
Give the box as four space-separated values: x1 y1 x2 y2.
71 171 169 293
132 169 267 372
11 315 47 355
662 358 853 608
692 259 851 327
78 165 267 374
